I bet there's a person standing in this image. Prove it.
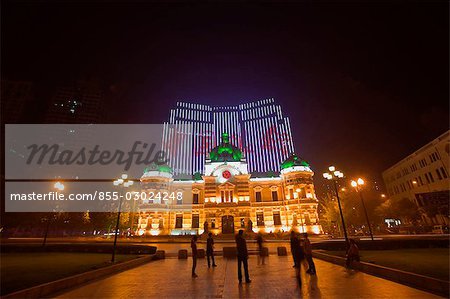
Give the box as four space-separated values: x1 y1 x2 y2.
290 231 300 268
235 230 251 283
303 233 316 275
191 235 198 278
256 232 265 265
346 239 360 268
206 232 217 268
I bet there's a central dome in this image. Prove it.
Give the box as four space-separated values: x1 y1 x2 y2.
209 133 242 162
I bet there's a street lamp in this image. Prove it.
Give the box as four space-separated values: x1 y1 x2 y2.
111 174 134 263
351 178 374 241
323 166 349 246
42 182 65 246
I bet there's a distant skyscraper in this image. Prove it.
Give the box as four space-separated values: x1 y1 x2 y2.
163 98 295 176
1 80 34 123
44 79 104 123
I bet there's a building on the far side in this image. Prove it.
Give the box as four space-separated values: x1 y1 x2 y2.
1 80 34 123
382 130 450 225
44 79 104 123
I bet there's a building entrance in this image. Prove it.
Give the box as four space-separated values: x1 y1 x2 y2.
221 215 234 234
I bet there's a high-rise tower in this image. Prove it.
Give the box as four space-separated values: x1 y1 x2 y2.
163 98 295 176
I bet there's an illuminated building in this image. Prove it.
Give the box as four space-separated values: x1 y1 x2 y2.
382 130 449 225
137 133 322 236
162 98 294 176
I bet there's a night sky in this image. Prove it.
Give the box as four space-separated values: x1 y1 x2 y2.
2 1 449 183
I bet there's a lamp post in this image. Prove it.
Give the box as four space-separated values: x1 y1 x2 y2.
323 166 349 247
42 182 65 247
351 178 374 241
111 174 134 263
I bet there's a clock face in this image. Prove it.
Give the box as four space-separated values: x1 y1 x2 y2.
222 170 232 179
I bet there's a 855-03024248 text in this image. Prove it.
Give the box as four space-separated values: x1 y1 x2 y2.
9 191 184 201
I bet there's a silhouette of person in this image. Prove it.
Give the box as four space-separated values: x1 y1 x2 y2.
346 239 360 268
295 233 305 284
256 232 265 265
206 232 217 268
191 235 198 278
303 233 316 275
290 231 300 268
235 230 251 283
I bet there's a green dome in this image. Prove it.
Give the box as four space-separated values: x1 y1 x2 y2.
192 172 203 181
143 163 173 174
280 154 310 170
209 133 242 162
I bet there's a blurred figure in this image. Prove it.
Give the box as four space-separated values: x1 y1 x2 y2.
294 232 305 279
191 235 198 277
206 232 217 268
235 230 251 283
346 239 360 268
303 233 316 275
256 232 265 265
290 231 300 268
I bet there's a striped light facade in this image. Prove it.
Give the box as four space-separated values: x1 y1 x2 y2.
163 98 295 176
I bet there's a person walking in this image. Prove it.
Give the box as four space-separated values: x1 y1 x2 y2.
235 230 251 283
206 232 217 268
256 232 265 265
290 231 300 268
346 239 360 268
191 235 198 278
303 233 316 275
293 232 305 280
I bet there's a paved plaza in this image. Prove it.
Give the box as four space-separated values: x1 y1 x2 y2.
56 255 440 298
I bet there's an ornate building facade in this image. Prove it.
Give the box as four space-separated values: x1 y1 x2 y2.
137 133 322 235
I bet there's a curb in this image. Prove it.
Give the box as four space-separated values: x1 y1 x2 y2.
3 255 158 298
312 251 449 298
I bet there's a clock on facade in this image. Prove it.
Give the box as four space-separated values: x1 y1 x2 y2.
222 170 232 179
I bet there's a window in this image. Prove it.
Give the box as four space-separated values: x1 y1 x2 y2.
256 212 264 226
271 190 278 201
221 190 233 203
240 218 245 228
211 219 216 228
440 167 448 178
192 214 199 228
436 169 443 180
429 172 435 183
193 193 199 204
425 173 430 184
255 191 262 202
419 159 428 168
175 214 183 228
289 188 294 199
418 176 424 185
304 214 311 225
273 212 282 226
430 152 440 162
